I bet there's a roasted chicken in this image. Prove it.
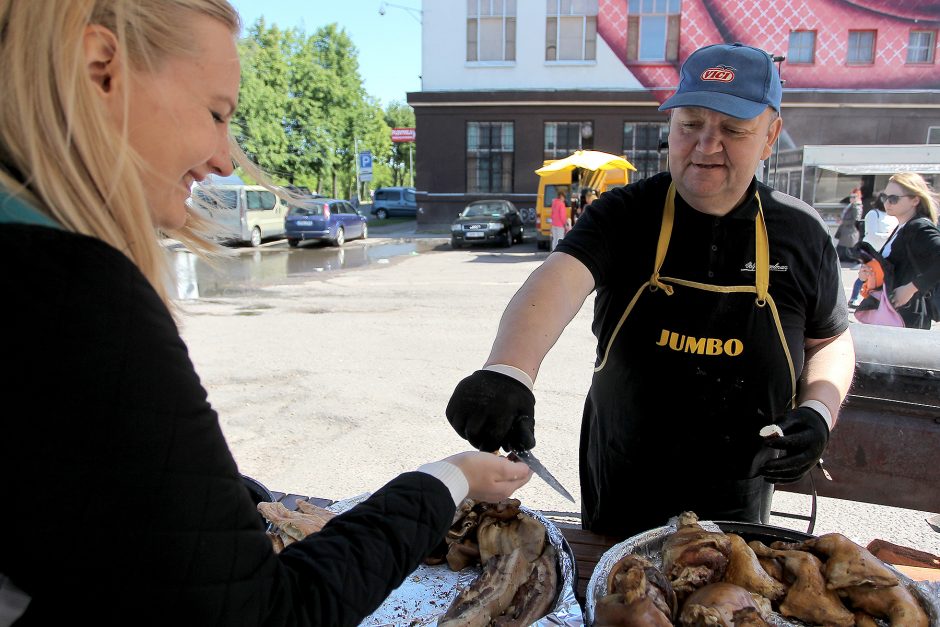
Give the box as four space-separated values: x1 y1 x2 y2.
594 554 677 626
662 511 732 600
677 582 771 627
594 592 673 627
796 533 899 590
841 581 929 627
723 534 786 602
750 541 854 627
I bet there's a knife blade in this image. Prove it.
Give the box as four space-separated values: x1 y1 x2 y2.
508 449 575 503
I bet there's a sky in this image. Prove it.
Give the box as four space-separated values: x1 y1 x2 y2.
229 0 423 108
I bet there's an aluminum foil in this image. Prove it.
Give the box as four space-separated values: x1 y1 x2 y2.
327 496 583 626
585 518 940 627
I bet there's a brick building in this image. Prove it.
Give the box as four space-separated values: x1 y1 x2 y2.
407 0 940 227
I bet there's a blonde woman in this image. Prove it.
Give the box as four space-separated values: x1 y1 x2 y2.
0 1 529 623
857 172 940 329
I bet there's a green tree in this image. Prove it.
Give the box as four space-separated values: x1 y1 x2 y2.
384 101 416 187
308 24 390 198
232 19 290 180
234 19 394 198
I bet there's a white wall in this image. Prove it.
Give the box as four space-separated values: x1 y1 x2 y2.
421 0 643 92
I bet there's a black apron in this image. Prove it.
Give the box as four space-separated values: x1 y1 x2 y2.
579 184 796 537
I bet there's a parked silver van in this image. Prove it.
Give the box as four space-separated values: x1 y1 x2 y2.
191 184 287 246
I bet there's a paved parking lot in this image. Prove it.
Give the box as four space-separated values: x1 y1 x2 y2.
176 233 939 555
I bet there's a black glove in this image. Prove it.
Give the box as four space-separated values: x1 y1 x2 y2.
446 370 536 452
759 407 830 484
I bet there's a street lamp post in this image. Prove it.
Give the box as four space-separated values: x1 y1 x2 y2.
378 1 422 23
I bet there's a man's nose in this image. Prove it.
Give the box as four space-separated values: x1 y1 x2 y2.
695 130 723 154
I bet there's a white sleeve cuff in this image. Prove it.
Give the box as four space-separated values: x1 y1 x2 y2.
417 461 469 507
483 364 534 392
799 400 834 431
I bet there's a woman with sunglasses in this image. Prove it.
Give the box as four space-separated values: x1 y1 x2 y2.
858 173 940 329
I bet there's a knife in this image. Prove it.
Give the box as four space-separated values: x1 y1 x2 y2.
508 449 575 503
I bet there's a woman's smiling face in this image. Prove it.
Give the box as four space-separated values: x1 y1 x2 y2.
96 15 241 230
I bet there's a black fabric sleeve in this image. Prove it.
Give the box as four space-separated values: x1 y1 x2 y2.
275 472 454 626
905 218 940 292
555 173 668 289
807 230 850 339
0 225 454 627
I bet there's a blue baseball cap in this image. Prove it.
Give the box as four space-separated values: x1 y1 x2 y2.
658 42 782 119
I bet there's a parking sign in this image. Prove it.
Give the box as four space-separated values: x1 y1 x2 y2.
358 151 373 182
359 151 373 174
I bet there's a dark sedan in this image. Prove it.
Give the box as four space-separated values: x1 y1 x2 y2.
450 200 525 248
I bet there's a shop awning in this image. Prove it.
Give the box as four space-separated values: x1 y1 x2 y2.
816 163 940 175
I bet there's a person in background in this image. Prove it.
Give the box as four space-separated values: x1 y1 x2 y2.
550 189 568 249
0 1 530 624
584 188 599 209
856 173 940 329
835 188 863 263
445 42 855 538
849 195 899 306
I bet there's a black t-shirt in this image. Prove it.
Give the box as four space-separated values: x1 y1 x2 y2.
556 172 848 381
0 221 453 626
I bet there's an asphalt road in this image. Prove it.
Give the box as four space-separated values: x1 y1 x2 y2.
175 229 939 556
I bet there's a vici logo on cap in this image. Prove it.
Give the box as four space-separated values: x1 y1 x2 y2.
701 66 735 82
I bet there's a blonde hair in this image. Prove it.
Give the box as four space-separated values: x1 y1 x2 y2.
0 0 243 309
889 172 939 225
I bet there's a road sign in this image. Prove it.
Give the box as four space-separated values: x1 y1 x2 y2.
391 127 416 143
358 150 373 182
358 151 373 173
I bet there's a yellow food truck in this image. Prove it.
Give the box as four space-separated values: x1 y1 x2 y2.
534 151 634 250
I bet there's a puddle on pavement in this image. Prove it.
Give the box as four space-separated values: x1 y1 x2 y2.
172 240 441 299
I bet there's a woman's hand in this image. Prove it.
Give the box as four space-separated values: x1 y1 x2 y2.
858 265 872 281
443 451 532 502
890 282 918 308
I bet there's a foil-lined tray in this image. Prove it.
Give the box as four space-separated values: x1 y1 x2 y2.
585 518 940 627
327 495 584 626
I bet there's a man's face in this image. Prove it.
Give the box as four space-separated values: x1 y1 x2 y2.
667 107 782 215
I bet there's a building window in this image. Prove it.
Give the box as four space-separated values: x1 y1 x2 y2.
544 122 593 160
907 30 936 64
467 122 514 193
847 30 875 64
467 0 516 62
545 0 598 61
626 0 680 62
623 122 668 181
787 30 816 64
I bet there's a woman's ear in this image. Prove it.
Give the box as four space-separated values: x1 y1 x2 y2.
83 24 122 101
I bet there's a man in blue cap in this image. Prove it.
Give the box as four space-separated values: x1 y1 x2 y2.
445 43 855 536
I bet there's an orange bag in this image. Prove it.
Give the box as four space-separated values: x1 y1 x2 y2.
859 259 885 299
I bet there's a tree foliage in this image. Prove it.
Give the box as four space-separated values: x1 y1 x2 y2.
384 101 417 187
233 19 410 198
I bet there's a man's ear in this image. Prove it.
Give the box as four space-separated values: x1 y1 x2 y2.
761 114 783 161
83 24 121 99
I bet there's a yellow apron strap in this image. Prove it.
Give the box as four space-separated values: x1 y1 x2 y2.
755 194 769 303
650 184 676 295
652 184 769 301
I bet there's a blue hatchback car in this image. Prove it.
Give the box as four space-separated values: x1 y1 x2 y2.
285 198 367 247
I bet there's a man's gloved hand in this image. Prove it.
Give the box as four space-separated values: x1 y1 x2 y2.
446 370 535 453
759 406 830 484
